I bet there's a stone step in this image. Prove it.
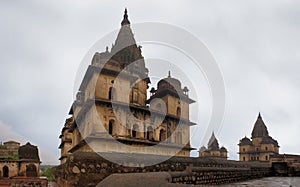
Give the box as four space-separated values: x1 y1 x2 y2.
0 178 11 186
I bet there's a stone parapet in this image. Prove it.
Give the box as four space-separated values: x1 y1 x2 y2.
55 152 272 187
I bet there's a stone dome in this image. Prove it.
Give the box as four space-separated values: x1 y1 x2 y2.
157 71 182 94
220 146 227 152
18 142 40 161
147 71 195 104
239 136 253 146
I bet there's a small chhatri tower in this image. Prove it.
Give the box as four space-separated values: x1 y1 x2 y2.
0 141 47 187
198 132 228 160
238 113 279 162
58 9 196 164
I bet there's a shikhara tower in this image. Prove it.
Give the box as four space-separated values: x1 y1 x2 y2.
59 9 196 164
238 113 279 162
198 132 228 160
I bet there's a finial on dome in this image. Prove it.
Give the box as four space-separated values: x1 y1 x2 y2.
168 71 171 78
258 112 262 118
121 8 130 26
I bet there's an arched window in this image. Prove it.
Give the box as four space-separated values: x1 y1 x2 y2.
108 87 116 100
265 155 268 161
159 129 166 141
26 164 37 177
108 120 114 135
243 157 246 161
3 166 9 178
146 126 153 140
176 133 182 144
126 123 131 136
132 124 138 138
176 107 181 117
265 147 268 151
131 89 138 103
167 128 171 143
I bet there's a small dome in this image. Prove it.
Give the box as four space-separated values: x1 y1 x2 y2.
18 142 40 161
239 137 253 146
157 71 182 93
220 146 227 152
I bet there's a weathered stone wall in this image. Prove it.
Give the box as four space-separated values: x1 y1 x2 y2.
10 177 48 187
55 152 272 187
170 166 270 185
0 161 19 178
271 154 300 176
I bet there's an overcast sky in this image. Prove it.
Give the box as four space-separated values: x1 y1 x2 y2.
0 1 299 165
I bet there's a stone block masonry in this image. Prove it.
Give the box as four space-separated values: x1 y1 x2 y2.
55 152 271 187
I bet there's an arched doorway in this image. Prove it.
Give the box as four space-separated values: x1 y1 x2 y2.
159 129 166 141
108 87 113 100
176 132 182 144
146 126 153 140
132 124 139 138
3 166 9 177
108 120 114 135
176 107 181 117
26 164 37 177
108 87 116 100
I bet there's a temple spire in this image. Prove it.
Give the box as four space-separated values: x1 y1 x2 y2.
121 8 130 26
251 112 269 138
112 8 136 53
208 131 219 150
168 71 171 78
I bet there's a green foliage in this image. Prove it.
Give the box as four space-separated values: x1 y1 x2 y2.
41 166 57 182
0 154 19 160
0 145 7 149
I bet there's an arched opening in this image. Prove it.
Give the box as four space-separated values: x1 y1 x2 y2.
265 155 268 161
176 132 182 144
133 90 138 103
26 164 37 177
176 107 181 117
108 87 116 100
167 128 171 143
146 126 153 140
132 124 139 138
108 120 114 135
159 129 166 141
126 123 131 136
3 166 9 178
